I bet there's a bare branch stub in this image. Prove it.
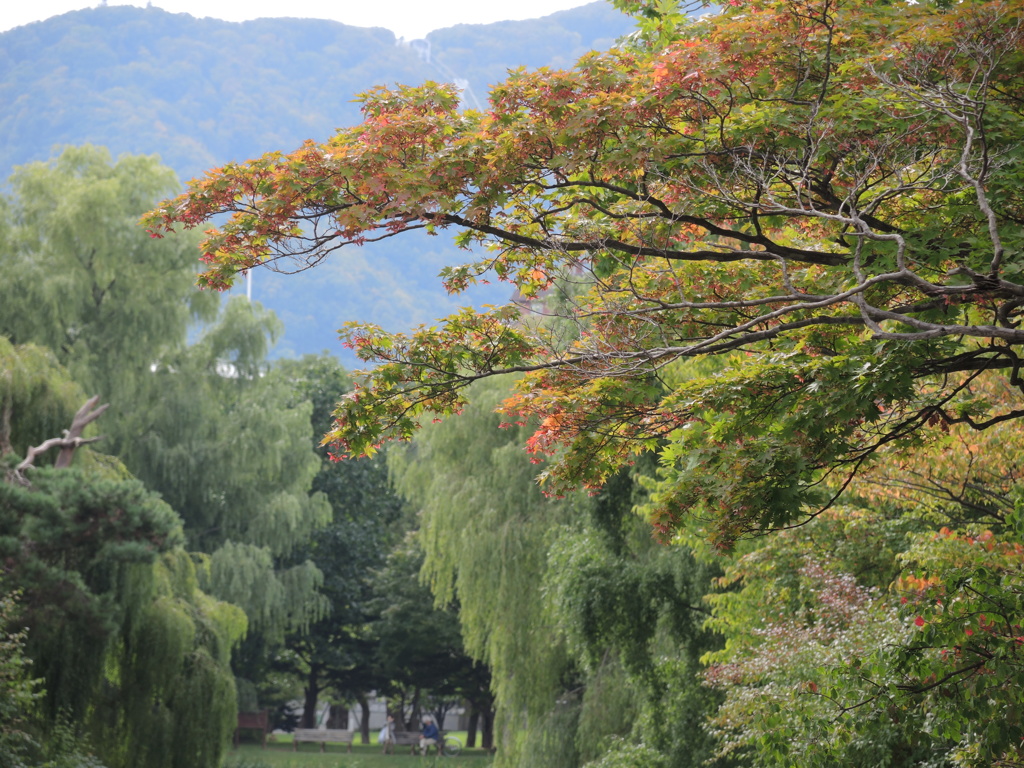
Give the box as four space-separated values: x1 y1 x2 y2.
10 396 109 486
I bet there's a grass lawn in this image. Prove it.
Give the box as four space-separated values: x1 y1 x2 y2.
223 733 494 768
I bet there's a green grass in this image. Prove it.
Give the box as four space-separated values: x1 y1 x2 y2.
223 733 493 768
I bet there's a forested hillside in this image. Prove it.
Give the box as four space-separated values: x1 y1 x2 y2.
0 2 633 360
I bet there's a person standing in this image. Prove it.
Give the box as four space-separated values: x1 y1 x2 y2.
380 713 396 754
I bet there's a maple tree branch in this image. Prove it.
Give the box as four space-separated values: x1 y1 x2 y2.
935 406 1024 432
833 657 989 721
438 212 847 267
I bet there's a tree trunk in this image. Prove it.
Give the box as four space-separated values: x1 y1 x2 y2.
466 708 479 748
0 400 12 457
434 701 454 731
12 396 107 485
358 694 371 744
327 703 348 728
56 396 108 468
391 690 412 729
481 705 495 751
301 666 322 729
410 687 421 728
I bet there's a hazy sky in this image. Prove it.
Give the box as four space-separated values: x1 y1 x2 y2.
0 0 598 39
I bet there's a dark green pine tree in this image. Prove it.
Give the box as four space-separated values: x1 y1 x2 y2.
1 470 244 768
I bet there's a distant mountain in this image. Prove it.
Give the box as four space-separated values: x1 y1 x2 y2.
0 3 635 364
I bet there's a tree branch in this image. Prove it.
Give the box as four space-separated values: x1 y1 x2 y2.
10 396 109 486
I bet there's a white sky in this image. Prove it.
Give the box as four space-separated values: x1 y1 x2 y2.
0 0 598 39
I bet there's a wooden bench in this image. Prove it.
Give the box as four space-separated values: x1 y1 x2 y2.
391 731 447 755
292 728 354 752
392 731 422 754
234 710 270 748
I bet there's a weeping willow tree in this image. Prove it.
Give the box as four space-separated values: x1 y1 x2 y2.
89 549 244 768
0 147 329 643
115 297 331 641
0 145 218 407
390 377 578 764
390 376 728 768
543 523 730 768
0 338 82 464
0 339 243 768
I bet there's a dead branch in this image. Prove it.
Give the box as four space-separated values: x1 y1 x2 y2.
9 396 109 486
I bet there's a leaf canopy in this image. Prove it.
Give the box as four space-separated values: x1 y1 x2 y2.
147 0 1024 547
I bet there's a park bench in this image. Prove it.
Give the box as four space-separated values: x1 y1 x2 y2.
292 728 355 752
392 731 423 754
390 730 453 756
234 710 270 749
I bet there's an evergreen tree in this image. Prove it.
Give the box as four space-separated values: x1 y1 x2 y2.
0 469 243 768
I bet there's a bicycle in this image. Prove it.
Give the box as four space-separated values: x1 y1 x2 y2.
419 732 462 757
441 734 462 757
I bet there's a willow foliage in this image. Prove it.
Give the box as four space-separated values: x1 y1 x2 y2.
0 466 242 768
0 338 81 462
1 148 329 641
0 591 42 768
0 145 217 406
391 378 726 768
390 377 578 762
112 298 332 638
